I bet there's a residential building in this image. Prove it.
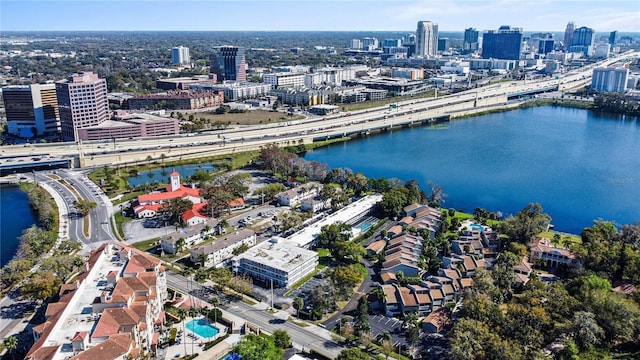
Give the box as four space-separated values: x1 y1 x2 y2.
26 243 167 360
263 72 306 88
171 46 190 65
463 28 480 54
564 22 576 50
391 68 424 80
591 67 629 92
300 197 330 213
127 90 224 110
190 229 256 267
232 237 318 288
160 218 222 254
190 82 272 101
362 37 379 50
415 21 438 57
421 308 450 333
350 39 363 50
276 182 322 206
593 43 611 59
468 58 518 71
55 71 110 141
482 25 523 60
528 237 579 268
2 84 60 138
569 26 595 56
210 46 247 82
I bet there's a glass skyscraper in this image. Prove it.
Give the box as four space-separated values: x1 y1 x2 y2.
481 26 523 60
210 46 247 82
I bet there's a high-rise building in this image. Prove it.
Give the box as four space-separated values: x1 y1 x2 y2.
210 46 247 82
438 38 450 52
538 39 555 54
564 22 575 50
463 28 480 54
569 26 595 56
55 71 109 141
171 46 190 65
382 39 402 48
481 25 523 60
609 31 617 47
415 21 438 57
2 84 60 138
350 39 363 50
362 37 379 50
591 67 628 92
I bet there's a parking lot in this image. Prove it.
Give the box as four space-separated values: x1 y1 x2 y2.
369 314 405 346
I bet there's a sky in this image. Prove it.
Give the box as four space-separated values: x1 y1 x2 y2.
1 0 639 32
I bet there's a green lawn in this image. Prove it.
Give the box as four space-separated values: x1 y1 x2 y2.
538 231 581 245
132 238 160 252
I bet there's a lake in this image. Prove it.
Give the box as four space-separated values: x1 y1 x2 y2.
127 162 218 187
0 184 38 267
304 106 640 234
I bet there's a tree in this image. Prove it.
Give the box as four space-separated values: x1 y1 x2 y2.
571 311 604 351
159 197 193 226
379 187 409 218
381 339 394 360
232 333 283 360
3 336 17 360
21 272 62 303
177 308 188 355
428 181 447 207
500 203 551 244
293 297 304 317
74 199 97 216
273 329 291 348
354 296 370 335
336 347 369 360
210 297 220 324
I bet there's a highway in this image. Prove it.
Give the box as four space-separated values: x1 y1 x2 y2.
1 51 636 169
165 272 345 358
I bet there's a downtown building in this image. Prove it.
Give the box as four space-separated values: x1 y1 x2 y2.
210 46 247 82
415 21 438 57
55 71 110 141
481 25 523 60
171 46 190 65
591 67 629 92
463 28 480 54
1 83 60 138
568 26 595 57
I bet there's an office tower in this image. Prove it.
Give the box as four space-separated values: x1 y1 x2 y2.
609 31 617 46
362 37 379 50
415 21 438 57
2 84 60 138
481 25 523 60
463 28 480 54
591 67 628 92
403 33 416 45
210 46 247 82
55 71 109 141
382 39 402 48
564 22 575 50
538 39 555 54
350 39 363 49
171 46 190 65
438 38 450 52
569 26 595 56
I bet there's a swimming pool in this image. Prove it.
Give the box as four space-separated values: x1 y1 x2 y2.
356 216 379 231
469 223 484 231
186 318 219 339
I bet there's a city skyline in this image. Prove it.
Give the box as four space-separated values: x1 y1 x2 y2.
1 0 639 32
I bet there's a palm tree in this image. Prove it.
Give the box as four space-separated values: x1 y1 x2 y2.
176 238 186 254
177 308 188 355
161 153 167 165
293 297 304 318
146 155 153 168
210 297 220 325
3 336 17 360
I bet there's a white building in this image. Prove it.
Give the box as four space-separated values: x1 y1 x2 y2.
171 46 190 65
190 82 272 101
190 229 256 267
276 182 321 206
232 237 318 288
416 21 438 57
593 43 611 59
263 72 306 88
350 39 363 50
591 67 629 92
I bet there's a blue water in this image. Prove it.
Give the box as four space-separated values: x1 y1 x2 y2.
186 318 219 339
304 106 640 234
127 163 217 187
0 184 39 267
469 224 484 231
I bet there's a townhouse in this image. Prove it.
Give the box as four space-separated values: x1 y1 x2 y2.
190 229 257 268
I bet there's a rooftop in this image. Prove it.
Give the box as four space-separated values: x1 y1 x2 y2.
234 237 317 272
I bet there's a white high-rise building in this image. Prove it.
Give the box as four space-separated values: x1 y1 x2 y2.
415 21 438 57
591 67 628 92
171 46 190 65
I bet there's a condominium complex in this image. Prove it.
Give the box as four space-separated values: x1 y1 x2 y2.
591 67 629 92
415 21 438 57
2 84 60 138
263 72 306 88
481 25 523 60
232 237 318 288
210 46 247 82
171 46 190 65
55 71 110 141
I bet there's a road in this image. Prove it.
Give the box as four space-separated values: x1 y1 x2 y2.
166 272 345 359
2 51 635 167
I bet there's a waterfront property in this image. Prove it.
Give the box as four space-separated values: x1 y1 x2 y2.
189 229 256 267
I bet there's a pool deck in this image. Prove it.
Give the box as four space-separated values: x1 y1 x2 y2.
163 317 237 359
